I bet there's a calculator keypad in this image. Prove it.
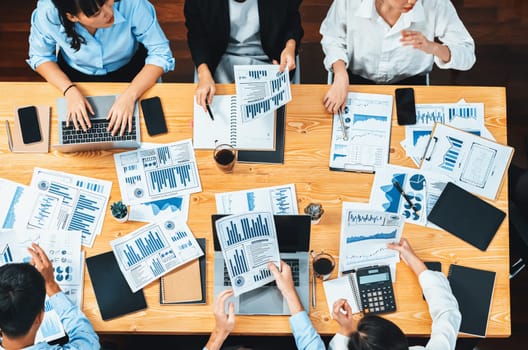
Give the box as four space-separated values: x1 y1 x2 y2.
360 285 396 314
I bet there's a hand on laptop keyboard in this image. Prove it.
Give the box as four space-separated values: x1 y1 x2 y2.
64 88 94 132
269 261 304 314
106 92 136 136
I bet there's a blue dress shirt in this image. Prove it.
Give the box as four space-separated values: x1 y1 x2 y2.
27 0 174 75
0 292 100 349
289 311 326 350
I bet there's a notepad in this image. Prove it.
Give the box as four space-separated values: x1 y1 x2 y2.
7 105 50 153
86 251 147 320
193 95 275 150
428 182 506 251
448 264 496 337
160 238 206 304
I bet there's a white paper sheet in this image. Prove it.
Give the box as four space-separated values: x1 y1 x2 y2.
30 168 112 247
215 212 281 296
329 92 393 172
338 204 403 274
421 124 513 200
111 219 203 292
369 165 451 227
234 65 291 122
114 139 202 206
215 184 298 215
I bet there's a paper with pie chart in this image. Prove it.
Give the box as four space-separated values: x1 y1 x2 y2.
369 165 450 227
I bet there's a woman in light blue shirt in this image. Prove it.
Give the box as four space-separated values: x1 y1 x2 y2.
27 0 175 135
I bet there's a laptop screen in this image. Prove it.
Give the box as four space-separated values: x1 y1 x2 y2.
212 214 311 253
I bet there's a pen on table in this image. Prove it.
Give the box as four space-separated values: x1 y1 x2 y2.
337 110 348 141
5 120 13 151
392 180 419 214
205 102 215 121
312 272 316 307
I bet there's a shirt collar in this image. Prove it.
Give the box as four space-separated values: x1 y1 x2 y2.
355 0 426 23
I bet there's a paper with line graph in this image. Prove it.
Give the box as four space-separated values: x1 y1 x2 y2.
114 139 202 206
234 65 291 122
329 92 393 173
215 183 298 215
338 204 403 274
111 219 203 292
215 212 281 296
421 123 513 200
30 168 112 247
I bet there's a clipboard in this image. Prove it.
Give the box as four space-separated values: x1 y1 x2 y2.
6 105 50 153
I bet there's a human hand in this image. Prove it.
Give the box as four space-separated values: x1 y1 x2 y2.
400 30 435 54
332 299 357 336
65 86 94 132
323 70 349 114
28 243 61 297
205 289 235 350
388 238 427 276
107 91 136 136
269 261 303 314
196 64 216 112
275 39 296 73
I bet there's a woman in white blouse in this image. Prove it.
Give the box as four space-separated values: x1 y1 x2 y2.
320 0 475 113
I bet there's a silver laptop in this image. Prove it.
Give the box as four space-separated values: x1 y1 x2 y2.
53 95 140 152
213 214 311 315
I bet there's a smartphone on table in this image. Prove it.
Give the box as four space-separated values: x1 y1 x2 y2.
17 106 42 144
395 88 417 125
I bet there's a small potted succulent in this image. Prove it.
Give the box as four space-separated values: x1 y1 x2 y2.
110 200 129 223
304 202 324 224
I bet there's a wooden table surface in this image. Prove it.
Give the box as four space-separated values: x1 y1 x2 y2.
0 82 510 337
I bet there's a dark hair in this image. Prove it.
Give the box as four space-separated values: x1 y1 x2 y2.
348 314 408 350
0 264 46 338
51 0 107 51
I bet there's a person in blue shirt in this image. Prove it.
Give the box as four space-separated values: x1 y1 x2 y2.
27 0 175 136
0 243 99 350
203 261 325 350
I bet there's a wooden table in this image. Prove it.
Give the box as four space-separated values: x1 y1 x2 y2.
0 82 510 337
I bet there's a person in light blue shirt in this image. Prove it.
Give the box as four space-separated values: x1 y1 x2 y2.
0 243 99 350
27 0 175 136
203 261 325 350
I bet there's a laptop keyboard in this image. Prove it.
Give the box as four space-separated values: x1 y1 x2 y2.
61 119 137 144
223 258 300 287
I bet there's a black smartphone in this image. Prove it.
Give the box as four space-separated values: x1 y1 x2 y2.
17 106 42 144
141 96 167 136
395 88 416 125
423 261 442 299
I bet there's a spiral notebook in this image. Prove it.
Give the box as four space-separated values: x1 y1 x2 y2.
193 95 275 150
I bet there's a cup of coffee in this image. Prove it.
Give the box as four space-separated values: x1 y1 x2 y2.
213 144 237 173
312 252 335 280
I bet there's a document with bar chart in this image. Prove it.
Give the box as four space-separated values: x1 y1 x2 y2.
30 168 112 247
215 212 280 296
114 139 202 206
234 65 291 123
215 183 298 215
111 219 203 292
338 204 403 275
421 123 513 200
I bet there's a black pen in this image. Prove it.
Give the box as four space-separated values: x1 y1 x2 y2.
205 102 215 121
392 180 419 214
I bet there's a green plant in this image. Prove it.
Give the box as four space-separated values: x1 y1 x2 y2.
304 203 324 219
110 201 128 219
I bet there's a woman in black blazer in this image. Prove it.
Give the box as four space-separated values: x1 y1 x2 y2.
184 0 303 110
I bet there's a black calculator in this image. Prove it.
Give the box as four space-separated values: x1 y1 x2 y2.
356 265 396 314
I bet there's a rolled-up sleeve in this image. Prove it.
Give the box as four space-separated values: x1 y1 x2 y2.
26 2 60 70
320 0 351 72
131 0 175 73
433 0 475 71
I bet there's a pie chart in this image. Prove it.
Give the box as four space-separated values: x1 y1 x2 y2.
409 174 426 191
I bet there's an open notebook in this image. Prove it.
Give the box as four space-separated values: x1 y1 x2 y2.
193 95 275 150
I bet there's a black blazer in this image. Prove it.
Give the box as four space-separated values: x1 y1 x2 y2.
184 0 304 75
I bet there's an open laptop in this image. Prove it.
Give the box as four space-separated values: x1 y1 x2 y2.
52 95 140 152
213 214 311 315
